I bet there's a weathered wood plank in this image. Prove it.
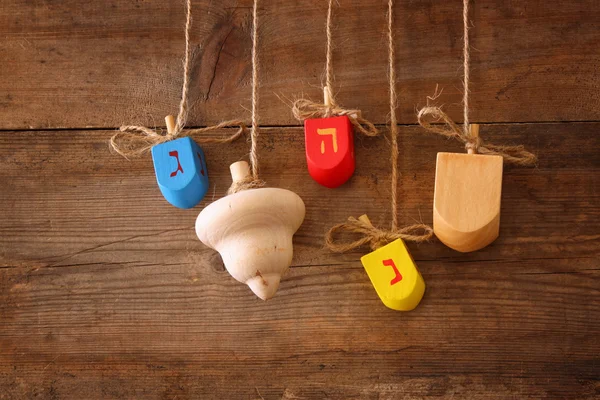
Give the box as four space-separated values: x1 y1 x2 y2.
1 258 598 399
0 123 598 398
1 0 599 129
0 123 598 267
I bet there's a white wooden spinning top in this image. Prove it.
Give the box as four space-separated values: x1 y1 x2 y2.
433 124 504 252
195 161 305 300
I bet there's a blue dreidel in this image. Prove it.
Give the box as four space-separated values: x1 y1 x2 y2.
151 115 209 209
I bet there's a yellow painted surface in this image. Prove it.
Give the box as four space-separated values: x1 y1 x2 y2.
360 239 425 311
317 127 338 153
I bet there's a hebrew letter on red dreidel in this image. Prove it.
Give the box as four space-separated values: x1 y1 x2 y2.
304 115 354 188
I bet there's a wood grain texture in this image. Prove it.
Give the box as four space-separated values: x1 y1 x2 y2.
2 0 600 397
1 123 599 398
1 0 600 129
433 152 503 252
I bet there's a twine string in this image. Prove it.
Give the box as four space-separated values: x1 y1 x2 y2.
325 0 434 254
325 0 334 109
249 0 261 182
110 0 247 158
175 0 194 134
417 106 537 165
387 0 399 232
462 0 470 136
417 0 537 166
291 0 378 137
228 0 265 194
326 217 433 253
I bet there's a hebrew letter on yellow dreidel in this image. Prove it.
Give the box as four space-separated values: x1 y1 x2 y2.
358 215 425 311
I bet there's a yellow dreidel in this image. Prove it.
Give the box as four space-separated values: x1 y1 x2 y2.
358 215 426 311
433 124 504 252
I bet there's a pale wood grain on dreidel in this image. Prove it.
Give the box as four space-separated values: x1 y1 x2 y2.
195 161 305 301
433 124 504 253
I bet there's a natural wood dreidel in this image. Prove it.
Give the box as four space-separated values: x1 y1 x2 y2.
358 215 426 311
151 115 209 209
304 87 355 188
195 161 305 300
433 124 504 252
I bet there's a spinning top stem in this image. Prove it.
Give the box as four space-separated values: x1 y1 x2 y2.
165 115 176 135
230 161 251 183
324 85 333 108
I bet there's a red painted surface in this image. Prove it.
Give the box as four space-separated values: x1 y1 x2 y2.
169 151 184 177
383 259 403 285
304 115 354 188
197 152 205 176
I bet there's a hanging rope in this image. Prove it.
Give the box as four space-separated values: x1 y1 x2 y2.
291 0 379 137
227 0 266 194
417 106 537 165
417 0 537 166
325 0 433 253
110 0 247 158
326 216 433 252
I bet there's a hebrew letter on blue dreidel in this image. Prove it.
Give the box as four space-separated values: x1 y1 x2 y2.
151 136 209 209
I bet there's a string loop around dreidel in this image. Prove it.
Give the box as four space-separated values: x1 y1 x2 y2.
325 0 434 254
291 0 379 138
326 215 433 252
417 0 537 167
110 0 248 159
417 106 536 165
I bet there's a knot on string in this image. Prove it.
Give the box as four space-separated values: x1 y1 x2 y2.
110 120 248 159
225 0 267 196
464 137 482 154
226 160 265 195
325 216 434 253
227 176 265 195
293 0 378 137
417 106 538 166
109 0 250 160
292 95 379 137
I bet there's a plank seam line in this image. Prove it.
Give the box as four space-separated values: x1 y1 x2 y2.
1 120 600 132
1 258 597 271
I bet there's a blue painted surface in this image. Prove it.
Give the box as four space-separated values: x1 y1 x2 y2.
151 137 209 209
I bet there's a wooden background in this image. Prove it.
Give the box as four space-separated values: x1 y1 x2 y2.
1 0 599 398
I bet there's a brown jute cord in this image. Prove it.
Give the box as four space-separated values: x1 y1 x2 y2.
110 0 247 158
291 0 379 138
417 106 537 166
417 0 537 167
228 0 265 194
325 0 434 254
326 217 433 253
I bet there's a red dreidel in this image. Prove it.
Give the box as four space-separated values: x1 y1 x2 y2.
304 86 355 188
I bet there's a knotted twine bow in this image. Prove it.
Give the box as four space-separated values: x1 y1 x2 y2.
111 121 248 159
110 0 249 165
324 0 434 254
417 106 537 166
326 216 433 253
291 0 378 138
110 0 266 196
292 93 379 138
